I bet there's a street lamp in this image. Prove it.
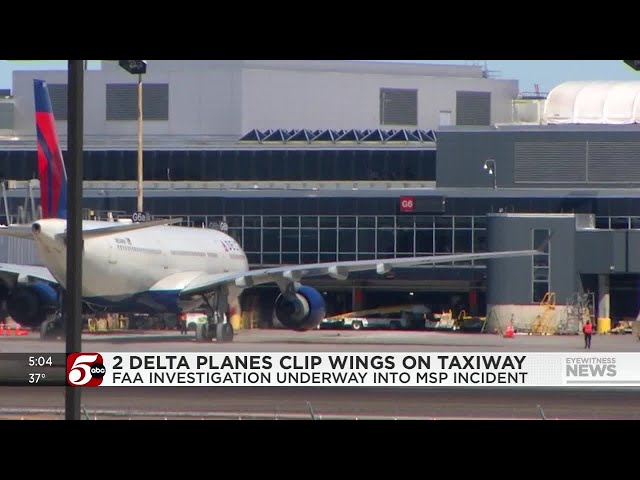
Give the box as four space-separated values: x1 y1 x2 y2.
117 60 147 213
483 159 497 189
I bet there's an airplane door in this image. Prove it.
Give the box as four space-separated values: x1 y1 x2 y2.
108 242 117 264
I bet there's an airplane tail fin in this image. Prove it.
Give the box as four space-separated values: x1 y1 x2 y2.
34 79 68 220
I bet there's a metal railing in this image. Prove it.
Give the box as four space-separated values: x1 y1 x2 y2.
2 179 437 193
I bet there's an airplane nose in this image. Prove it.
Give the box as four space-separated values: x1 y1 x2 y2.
32 222 41 234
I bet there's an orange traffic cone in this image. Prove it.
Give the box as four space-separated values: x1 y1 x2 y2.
504 322 514 338
15 325 29 336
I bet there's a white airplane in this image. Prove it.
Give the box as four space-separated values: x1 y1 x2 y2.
0 79 540 343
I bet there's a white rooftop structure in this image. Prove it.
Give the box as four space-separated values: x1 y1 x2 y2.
544 81 640 124
5 60 518 139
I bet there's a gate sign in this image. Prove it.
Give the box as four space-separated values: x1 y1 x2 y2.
399 196 415 212
131 211 150 222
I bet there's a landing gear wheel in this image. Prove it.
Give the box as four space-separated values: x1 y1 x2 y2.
40 321 50 340
195 323 210 342
216 322 234 343
39 317 57 340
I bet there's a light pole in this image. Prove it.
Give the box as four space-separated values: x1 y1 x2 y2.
136 73 143 212
117 61 147 213
66 60 84 420
483 159 497 189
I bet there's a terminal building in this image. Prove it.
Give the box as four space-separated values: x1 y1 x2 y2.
1 61 639 330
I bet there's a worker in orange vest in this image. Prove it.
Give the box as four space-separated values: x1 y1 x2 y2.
583 320 593 349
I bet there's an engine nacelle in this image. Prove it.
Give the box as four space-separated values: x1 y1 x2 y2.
274 285 326 331
6 282 59 328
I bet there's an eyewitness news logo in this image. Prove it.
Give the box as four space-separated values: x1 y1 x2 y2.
67 353 106 387
564 356 620 385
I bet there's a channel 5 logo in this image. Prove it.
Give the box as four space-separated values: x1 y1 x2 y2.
66 353 106 387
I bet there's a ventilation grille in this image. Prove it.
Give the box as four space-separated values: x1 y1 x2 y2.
456 91 490 126
380 88 418 126
106 83 169 121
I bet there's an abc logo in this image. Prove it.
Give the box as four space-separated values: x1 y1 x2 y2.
67 353 106 387
90 364 106 378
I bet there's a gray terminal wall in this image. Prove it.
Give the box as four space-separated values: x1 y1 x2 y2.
436 128 640 189
487 213 640 305
487 214 579 305
575 229 640 274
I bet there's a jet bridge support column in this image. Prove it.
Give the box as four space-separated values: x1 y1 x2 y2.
352 288 363 311
468 288 478 316
598 274 610 320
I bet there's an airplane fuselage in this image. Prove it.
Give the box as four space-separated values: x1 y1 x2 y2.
31 219 249 314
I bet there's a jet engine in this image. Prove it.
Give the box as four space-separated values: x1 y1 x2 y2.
5 282 59 328
274 285 326 331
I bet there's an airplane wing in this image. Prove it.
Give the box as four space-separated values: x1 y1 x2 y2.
178 249 538 299
0 218 185 242
0 225 36 239
59 217 185 240
0 263 58 284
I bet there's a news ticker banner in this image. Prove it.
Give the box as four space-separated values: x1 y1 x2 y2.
2 352 639 388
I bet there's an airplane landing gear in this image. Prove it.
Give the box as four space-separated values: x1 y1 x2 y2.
216 322 233 343
198 288 234 343
40 311 63 340
195 322 209 342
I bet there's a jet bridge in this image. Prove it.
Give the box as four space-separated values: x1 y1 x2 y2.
0 179 40 226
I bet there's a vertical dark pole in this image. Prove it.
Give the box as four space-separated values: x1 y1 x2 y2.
137 73 143 212
65 60 84 421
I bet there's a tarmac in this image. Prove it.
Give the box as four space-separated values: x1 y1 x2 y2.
1 328 639 352
0 329 638 420
1 386 639 420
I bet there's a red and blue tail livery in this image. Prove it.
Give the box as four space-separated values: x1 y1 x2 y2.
34 79 67 219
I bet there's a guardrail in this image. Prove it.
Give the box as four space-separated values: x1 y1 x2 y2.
1 180 437 192
0 406 555 420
